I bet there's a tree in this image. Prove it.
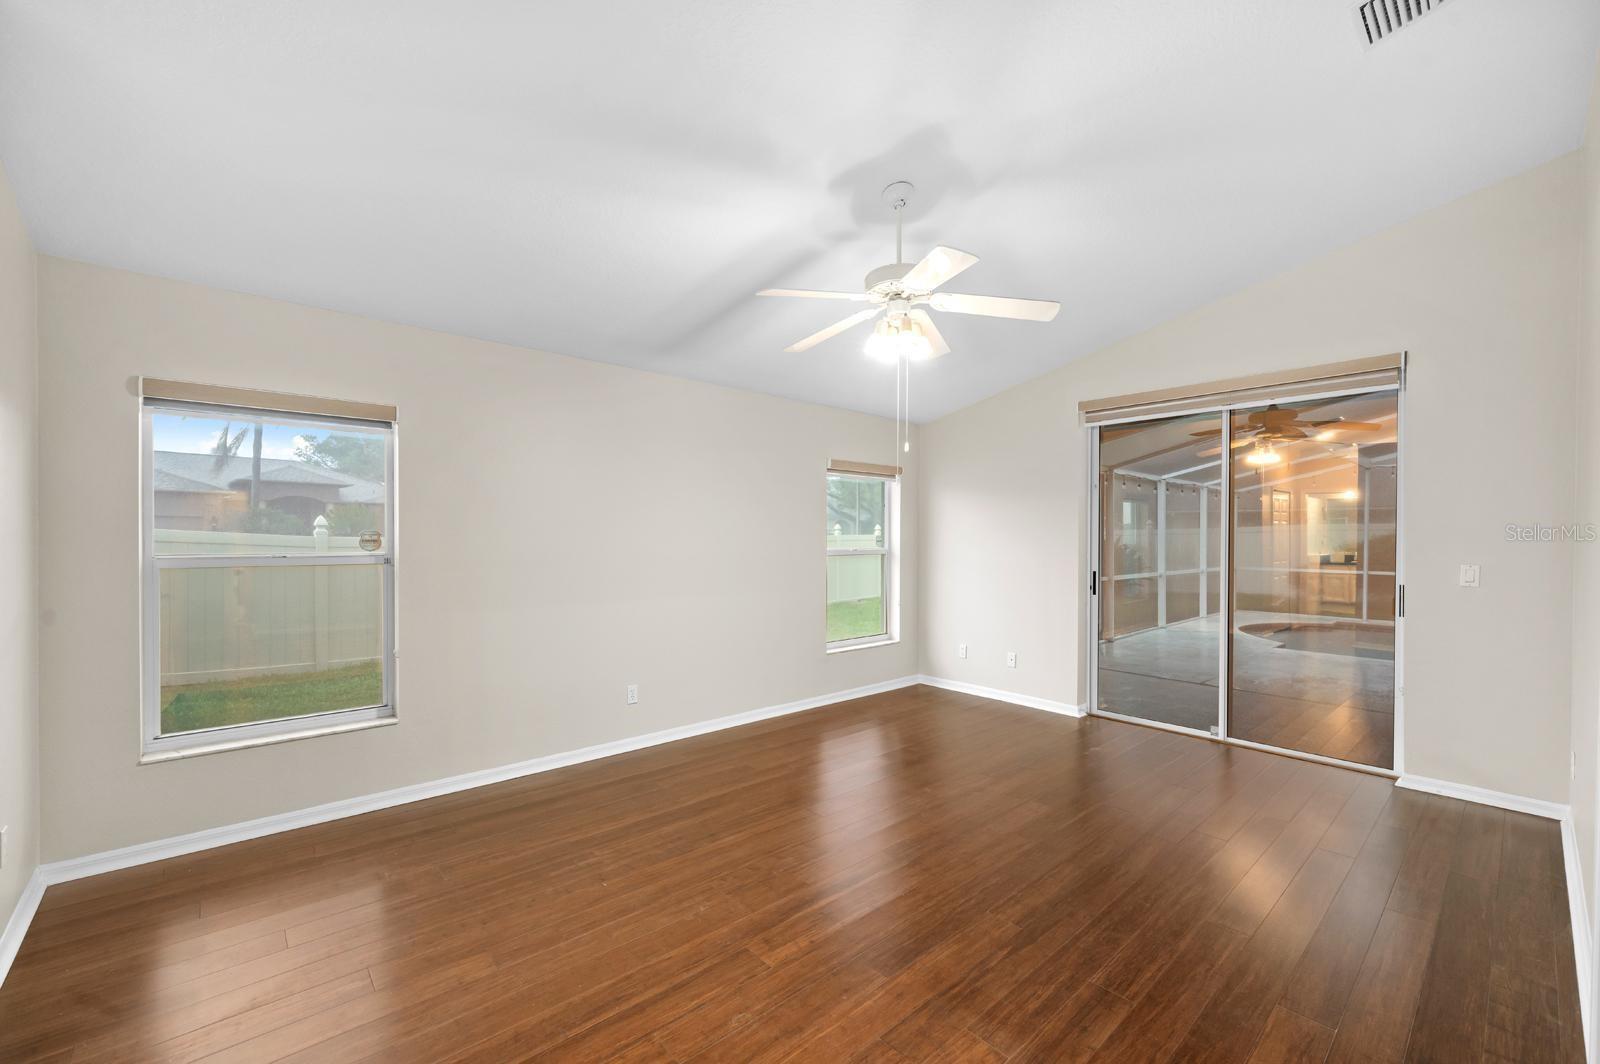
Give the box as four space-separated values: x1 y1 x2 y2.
212 421 263 510
231 507 303 535
827 476 884 538
294 433 385 482
323 503 374 537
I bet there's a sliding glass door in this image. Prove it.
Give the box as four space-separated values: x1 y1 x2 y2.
1090 388 1400 770
1093 411 1224 734
1226 392 1398 769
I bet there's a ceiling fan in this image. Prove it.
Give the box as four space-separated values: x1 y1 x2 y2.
1192 405 1384 464
756 181 1061 363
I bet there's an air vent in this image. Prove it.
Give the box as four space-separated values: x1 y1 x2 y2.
1357 0 1446 47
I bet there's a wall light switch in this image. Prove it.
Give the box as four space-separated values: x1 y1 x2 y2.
1006 651 1017 669
626 684 639 706
1459 564 1480 588
958 644 967 660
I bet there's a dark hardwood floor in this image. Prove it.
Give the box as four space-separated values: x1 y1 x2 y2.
0 685 1583 1062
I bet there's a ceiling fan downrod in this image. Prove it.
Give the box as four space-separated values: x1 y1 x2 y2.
883 180 913 266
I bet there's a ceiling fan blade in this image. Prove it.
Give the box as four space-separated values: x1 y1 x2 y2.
1308 420 1383 431
784 308 880 353
901 246 979 292
757 288 869 301
929 292 1060 322
907 309 950 357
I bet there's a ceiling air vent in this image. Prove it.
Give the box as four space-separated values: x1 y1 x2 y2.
1357 0 1446 48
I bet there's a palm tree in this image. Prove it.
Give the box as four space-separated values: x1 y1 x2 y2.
212 421 264 511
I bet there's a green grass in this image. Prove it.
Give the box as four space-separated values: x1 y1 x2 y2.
827 596 885 643
161 660 384 734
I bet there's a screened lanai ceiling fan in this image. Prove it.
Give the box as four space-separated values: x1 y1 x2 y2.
1191 404 1384 463
756 182 1061 363
1192 405 1383 447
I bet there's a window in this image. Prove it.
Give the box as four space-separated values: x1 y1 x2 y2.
826 470 896 648
1306 492 1362 563
141 383 396 758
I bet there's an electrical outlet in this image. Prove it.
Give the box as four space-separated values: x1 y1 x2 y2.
626 684 639 706
1006 651 1017 669
958 644 967 660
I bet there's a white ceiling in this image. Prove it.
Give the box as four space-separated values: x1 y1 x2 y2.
1 2 1596 421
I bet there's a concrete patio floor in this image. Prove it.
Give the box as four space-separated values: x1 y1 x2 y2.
1096 612 1395 769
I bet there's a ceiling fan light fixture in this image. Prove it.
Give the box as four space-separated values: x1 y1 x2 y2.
761 181 1060 359
864 315 934 365
1244 444 1282 467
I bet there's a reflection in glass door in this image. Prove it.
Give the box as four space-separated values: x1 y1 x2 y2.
1094 411 1225 734
1226 393 1399 769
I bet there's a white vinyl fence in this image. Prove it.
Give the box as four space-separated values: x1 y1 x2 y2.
158 525 382 687
826 530 885 604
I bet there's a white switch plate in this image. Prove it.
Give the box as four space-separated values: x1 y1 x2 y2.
958 644 967 659
1006 651 1017 668
1459 564 1480 588
626 684 639 705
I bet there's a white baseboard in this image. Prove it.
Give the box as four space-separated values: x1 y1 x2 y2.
916 675 1086 718
1395 773 1568 821
1561 814 1594 1062
0 869 47 989
37 674 921 889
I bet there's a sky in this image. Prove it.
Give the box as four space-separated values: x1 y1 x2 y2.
151 413 359 460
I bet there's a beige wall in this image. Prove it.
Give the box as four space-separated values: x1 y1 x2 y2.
0 163 38 926
918 153 1582 803
37 258 917 861
1572 60 1600 1026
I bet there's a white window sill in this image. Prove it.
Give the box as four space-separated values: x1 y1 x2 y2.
826 637 900 655
139 714 397 765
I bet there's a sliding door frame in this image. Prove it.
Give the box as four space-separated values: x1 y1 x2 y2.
1085 375 1406 777
1086 412 1230 741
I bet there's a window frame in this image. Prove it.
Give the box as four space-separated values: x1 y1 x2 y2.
139 396 399 761
824 470 898 651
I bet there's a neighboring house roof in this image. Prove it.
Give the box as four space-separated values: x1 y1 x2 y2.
152 451 384 505
151 467 233 495
335 477 385 505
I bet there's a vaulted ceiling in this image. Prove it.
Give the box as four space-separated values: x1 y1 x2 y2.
1 1 1596 419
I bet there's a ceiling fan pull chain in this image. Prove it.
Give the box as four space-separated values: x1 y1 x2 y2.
896 342 908 464
904 352 911 456
898 350 909 461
